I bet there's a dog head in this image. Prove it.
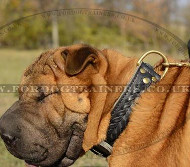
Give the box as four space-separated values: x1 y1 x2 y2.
0 44 108 167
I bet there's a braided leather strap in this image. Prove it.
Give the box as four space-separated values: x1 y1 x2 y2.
106 62 161 145
91 62 161 157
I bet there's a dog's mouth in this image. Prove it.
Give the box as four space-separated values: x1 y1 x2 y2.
25 163 39 167
5 142 49 167
24 126 84 167
4 135 80 167
0 99 87 167
25 149 77 167
2 123 85 167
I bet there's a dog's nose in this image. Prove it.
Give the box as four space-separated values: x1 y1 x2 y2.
0 119 17 145
0 115 19 146
0 101 21 146
1 133 16 145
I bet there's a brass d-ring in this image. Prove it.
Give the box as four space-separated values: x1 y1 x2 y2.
137 50 169 79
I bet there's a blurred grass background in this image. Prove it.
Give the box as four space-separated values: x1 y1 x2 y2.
0 49 39 167
0 0 189 166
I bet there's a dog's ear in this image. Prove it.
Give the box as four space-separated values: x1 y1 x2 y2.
62 46 99 76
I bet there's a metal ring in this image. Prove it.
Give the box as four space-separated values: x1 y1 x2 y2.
137 50 169 79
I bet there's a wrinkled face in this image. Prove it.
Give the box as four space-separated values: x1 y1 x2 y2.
0 44 104 167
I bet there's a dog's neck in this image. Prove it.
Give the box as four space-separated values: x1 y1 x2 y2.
96 49 138 143
83 50 189 160
82 49 138 150
100 55 189 160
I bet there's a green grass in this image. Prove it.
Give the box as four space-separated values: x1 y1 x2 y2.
0 49 41 113
0 49 40 167
0 49 107 167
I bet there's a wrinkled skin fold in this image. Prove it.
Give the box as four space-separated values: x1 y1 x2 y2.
0 100 87 167
0 45 96 167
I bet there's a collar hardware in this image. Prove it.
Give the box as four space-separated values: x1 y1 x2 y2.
91 141 113 157
162 62 190 67
137 50 169 79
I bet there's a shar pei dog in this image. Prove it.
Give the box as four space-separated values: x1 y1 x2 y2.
0 44 189 167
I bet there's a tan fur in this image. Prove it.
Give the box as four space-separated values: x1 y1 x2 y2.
108 64 190 167
90 50 190 167
80 48 190 166
21 44 190 166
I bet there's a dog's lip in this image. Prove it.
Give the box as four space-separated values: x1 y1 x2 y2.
24 146 65 167
6 143 48 166
24 148 48 166
25 162 39 167
43 155 75 167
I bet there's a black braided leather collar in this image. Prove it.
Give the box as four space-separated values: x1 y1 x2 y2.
91 62 161 157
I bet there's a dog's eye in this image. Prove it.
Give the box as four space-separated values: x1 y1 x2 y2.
61 49 69 60
37 91 59 102
37 92 46 102
37 87 59 102
37 87 49 102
